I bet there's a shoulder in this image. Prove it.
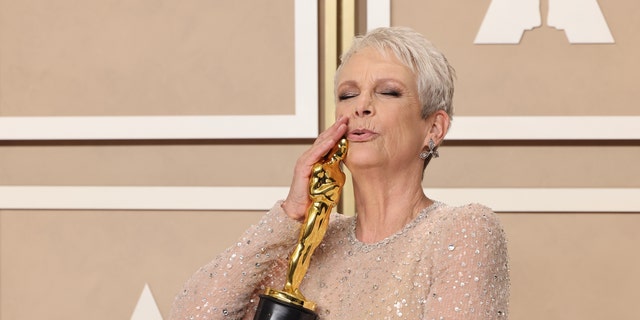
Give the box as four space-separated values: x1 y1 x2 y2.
431 202 502 230
427 202 506 245
427 202 509 272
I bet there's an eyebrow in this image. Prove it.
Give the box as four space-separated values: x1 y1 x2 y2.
337 78 407 89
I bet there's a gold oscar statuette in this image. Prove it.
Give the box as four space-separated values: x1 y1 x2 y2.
254 138 348 320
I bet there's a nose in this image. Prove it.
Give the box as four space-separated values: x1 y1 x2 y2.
354 96 374 117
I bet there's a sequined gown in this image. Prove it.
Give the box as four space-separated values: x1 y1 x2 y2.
171 201 510 319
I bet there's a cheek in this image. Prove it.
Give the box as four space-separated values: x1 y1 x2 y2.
386 127 413 150
385 119 426 151
335 104 350 119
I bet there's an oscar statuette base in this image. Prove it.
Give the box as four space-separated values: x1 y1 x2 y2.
253 293 318 320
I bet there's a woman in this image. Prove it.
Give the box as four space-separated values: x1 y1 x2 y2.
171 27 509 319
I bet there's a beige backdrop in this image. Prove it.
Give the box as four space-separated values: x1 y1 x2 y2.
1 1 639 319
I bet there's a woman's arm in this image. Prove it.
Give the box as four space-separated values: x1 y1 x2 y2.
170 201 301 320
171 117 348 320
425 204 510 319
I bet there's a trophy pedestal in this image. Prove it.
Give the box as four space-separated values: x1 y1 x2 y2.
254 294 318 320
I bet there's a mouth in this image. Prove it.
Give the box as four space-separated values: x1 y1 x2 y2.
347 128 378 142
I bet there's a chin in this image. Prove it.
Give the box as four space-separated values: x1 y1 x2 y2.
344 151 382 171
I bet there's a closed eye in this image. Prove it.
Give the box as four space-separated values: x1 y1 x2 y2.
338 92 358 101
380 90 401 97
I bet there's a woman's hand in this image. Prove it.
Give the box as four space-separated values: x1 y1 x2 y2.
282 116 349 221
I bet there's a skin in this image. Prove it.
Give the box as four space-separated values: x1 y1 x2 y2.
283 47 450 243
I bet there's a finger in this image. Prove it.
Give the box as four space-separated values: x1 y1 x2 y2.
296 117 349 173
314 116 348 141
312 119 348 150
323 116 349 138
305 124 347 163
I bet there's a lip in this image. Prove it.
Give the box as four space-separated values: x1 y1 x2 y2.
347 128 378 142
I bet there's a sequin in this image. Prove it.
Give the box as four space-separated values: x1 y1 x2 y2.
170 200 510 319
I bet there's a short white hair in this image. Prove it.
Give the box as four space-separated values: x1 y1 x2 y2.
336 27 455 120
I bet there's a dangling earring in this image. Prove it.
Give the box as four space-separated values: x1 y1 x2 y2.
419 139 439 160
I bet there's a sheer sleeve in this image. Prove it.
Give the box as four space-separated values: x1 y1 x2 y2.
170 201 301 320
425 204 510 319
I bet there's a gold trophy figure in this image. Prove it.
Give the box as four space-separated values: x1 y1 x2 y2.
255 138 348 320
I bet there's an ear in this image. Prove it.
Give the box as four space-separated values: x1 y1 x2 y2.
423 110 450 147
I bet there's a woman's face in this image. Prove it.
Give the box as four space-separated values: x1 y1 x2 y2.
335 47 430 172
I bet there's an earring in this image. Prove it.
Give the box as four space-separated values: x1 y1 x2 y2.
419 139 439 160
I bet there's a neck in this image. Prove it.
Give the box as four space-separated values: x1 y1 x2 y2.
350 166 432 243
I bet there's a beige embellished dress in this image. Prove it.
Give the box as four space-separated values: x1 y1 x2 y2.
171 201 510 319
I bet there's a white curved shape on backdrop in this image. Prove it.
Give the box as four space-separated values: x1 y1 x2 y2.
547 0 614 43
475 0 541 44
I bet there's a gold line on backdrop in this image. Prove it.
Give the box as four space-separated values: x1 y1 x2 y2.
339 0 356 216
324 0 357 216
323 0 338 131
